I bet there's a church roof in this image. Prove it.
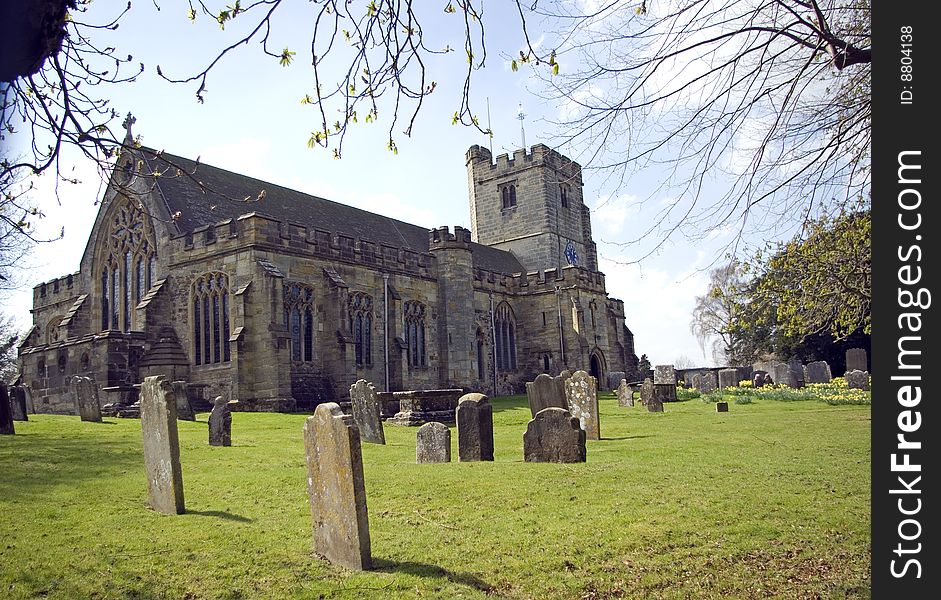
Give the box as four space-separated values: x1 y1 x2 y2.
139 148 525 275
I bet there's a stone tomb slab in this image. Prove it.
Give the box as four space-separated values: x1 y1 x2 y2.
140 376 185 515
0 383 14 435
208 396 232 446
387 389 463 426
416 422 451 463
71 376 103 422
456 393 494 462
523 408 586 463
564 371 600 440
349 380 385 444
526 373 567 417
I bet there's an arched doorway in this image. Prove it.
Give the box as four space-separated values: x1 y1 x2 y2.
590 354 603 384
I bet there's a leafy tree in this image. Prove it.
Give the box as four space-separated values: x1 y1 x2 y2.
0 313 23 384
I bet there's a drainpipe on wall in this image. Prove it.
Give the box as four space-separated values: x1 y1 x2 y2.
383 273 390 392
556 285 565 366
489 291 497 396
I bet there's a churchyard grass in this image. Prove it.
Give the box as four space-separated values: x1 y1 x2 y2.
1 393 870 599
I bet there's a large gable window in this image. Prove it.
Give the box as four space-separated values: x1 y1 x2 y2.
349 292 373 367
495 302 517 371
284 283 315 362
98 197 157 331
404 300 427 368
193 272 231 366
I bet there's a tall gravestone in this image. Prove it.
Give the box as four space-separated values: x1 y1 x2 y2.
804 361 832 384
653 365 676 385
140 376 185 515
349 380 385 444
70 376 102 422
845 370 870 391
845 348 867 373
526 373 567 417
639 378 654 406
10 386 28 421
717 369 739 390
171 381 196 421
456 393 494 461
523 408 586 463
616 379 633 407
0 383 14 435
416 422 450 463
772 362 796 388
208 396 232 446
787 359 805 388
700 372 718 394
564 370 600 440
690 373 703 391
303 403 371 570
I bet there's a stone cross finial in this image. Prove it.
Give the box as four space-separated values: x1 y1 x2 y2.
122 112 136 139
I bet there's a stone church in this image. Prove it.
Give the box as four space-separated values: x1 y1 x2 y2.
18 128 639 413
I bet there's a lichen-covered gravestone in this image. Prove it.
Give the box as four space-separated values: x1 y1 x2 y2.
140 375 185 515
526 373 567 417
456 393 494 461
846 348 868 373
0 383 14 435
640 378 660 412
653 365 676 385
523 408 586 463
171 381 196 421
845 370 870 391
349 380 385 445
416 422 450 463
700 372 718 394
303 403 371 570
804 361 832 384
616 379 633 407
690 373 703 392
208 396 232 447
10 386 28 421
70 375 102 422
564 370 600 440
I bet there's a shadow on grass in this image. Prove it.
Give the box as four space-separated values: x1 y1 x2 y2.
488 395 530 414
601 435 652 441
372 558 493 593
187 509 253 523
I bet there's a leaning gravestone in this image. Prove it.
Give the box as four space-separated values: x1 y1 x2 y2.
717 369 739 390
0 383 14 435
846 348 868 373
564 370 600 440
140 375 185 515
640 378 655 406
10 386 28 421
526 373 567 417
456 393 494 461
171 381 196 421
653 365 676 385
208 396 232 447
70 376 102 422
845 370 870 391
700 372 718 394
416 422 450 463
804 361 832 384
349 379 385 444
523 408 586 463
303 403 371 570
616 379 633 407
716 401 729 413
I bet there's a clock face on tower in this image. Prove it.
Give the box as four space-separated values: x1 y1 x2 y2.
564 241 579 266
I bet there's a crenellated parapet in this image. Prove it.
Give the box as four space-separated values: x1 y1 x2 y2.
428 225 473 250
466 143 583 186
32 272 80 311
471 264 607 295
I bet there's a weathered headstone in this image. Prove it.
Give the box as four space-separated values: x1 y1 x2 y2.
700 372 718 394
349 379 385 444
763 372 774 386
303 403 371 570
717 369 739 390
526 373 567 417
564 370 600 440
804 361 832 384
772 362 796 388
690 373 703 391
787 359 805 388
846 348 868 373
10 386 28 421
639 378 655 406
653 384 677 403
0 383 14 435
171 381 196 421
751 371 767 388
616 379 633 407
416 422 450 463
653 364 676 385
208 396 232 447
523 408 586 463
716 401 729 413
456 393 494 461
845 370 870 391
559 369 573 381
70 376 102 422
140 375 185 515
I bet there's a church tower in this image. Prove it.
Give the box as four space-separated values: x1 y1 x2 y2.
465 144 599 274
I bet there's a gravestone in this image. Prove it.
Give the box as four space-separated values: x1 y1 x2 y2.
788 359 805 388
763 372 774 386
607 371 626 391
0 383 14 435
303 403 371 570
70 376 102 422
846 348 868 373
653 365 676 385
564 370 600 440
523 408 586 463
559 369 573 381
140 376 185 515
10 386 28 421
526 373 567 417
171 381 196 421
639 378 655 406
717 369 739 390
700 372 718 394
616 379 633 407
456 393 494 461
716 401 729 413
751 371 766 388
804 361 832 384
386 389 463 426
845 370 870 391
690 373 703 391
349 379 385 444
208 396 232 446
772 362 796 388
653 384 676 403
416 422 450 463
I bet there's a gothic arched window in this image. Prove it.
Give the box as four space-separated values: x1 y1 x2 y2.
404 300 427 367
501 183 517 209
193 272 231 366
98 197 157 332
476 327 487 380
560 183 570 208
284 283 315 362
495 302 517 371
348 292 373 366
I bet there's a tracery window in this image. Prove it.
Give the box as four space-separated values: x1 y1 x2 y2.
193 272 231 366
494 302 517 371
476 327 487 380
284 283 315 362
348 292 373 366
404 300 427 367
501 183 517 209
98 197 157 331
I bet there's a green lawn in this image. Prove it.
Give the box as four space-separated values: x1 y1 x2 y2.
0 394 871 599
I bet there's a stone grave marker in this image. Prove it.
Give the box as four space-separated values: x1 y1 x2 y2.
526 373 567 417
653 365 676 385
751 371 767 388
640 378 654 406
70 376 102 422
303 403 371 570
788 359 806 388
654 384 677 403
349 379 385 444
564 370 600 440
0 383 14 435
716 401 729 413
456 393 494 461
208 396 232 446
616 379 633 407
10 386 28 421
690 373 703 392
416 422 450 463
523 408 586 463
845 370 870 391
772 362 796 388
171 381 196 421
559 369 573 381
804 361 832 384
700 372 718 394
140 375 185 515
717 369 739 390
846 348 868 373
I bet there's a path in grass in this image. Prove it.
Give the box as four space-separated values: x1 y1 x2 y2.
0 395 870 599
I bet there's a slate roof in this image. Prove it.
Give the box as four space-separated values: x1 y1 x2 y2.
139 148 524 275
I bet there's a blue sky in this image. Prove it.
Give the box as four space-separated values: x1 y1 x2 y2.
3 1 768 367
